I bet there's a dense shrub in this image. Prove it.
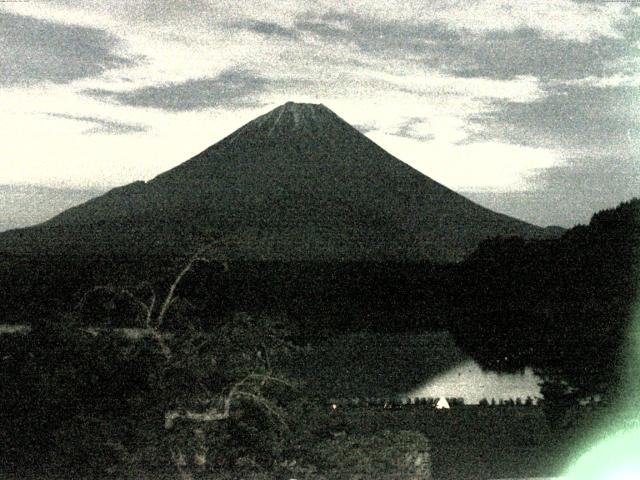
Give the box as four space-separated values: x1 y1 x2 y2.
309 430 431 480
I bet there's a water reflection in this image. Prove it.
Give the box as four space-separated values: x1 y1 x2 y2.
406 359 541 404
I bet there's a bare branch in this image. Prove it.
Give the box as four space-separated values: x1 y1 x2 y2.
258 343 272 387
164 370 291 430
156 247 214 327
145 291 157 327
149 242 232 358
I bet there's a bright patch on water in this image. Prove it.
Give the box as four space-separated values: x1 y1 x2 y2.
406 359 541 404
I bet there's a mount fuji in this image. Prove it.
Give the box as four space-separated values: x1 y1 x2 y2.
0 102 555 262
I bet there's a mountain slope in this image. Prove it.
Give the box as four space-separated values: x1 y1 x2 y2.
0 102 555 262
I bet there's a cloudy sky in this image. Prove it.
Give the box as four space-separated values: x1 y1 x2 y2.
0 0 638 230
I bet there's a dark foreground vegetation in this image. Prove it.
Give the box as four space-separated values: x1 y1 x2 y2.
0 319 435 479
338 403 592 480
0 319 606 479
0 199 637 478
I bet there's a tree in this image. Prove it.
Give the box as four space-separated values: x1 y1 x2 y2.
78 246 295 479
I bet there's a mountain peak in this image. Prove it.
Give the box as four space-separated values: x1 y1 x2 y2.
282 100 326 109
269 101 330 125
231 101 344 141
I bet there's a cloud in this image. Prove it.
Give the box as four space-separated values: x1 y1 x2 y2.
292 9 639 81
0 10 136 87
83 68 279 111
466 84 639 153
422 0 629 41
353 122 377 134
295 12 456 62
446 28 634 81
0 184 103 231
44 112 148 135
539 154 640 210
231 19 299 39
36 0 626 44
463 154 640 228
392 117 435 142
461 83 640 226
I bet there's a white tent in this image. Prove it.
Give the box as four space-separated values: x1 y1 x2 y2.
435 397 450 409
